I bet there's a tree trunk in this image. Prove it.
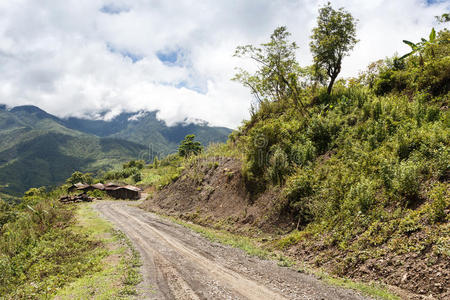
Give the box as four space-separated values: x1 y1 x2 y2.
327 75 336 95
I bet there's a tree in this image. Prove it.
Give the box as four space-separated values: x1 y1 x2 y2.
233 26 307 111
178 134 203 157
66 171 93 185
310 2 358 95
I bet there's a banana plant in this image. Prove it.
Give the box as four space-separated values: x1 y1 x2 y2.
400 28 436 65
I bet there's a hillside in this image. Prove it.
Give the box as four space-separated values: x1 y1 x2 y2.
141 26 449 298
0 106 231 196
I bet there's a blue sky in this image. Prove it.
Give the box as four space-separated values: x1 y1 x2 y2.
0 0 448 127
157 51 179 65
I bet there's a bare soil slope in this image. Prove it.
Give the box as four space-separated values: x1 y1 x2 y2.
141 157 294 234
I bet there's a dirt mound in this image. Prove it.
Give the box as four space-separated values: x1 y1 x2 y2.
141 157 295 234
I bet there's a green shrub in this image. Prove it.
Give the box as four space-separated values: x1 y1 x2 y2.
307 116 332 154
392 160 422 204
178 134 203 157
160 153 180 167
428 183 449 223
283 171 314 224
291 140 316 166
346 178 377 214
132 172 142 183
87 189 107 198
66 171 94 185
268 146 290 185
426 106 440 122
373 69 408 96
123 160 145 170
416 56 450 96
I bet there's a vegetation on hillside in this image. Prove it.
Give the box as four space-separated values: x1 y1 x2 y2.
139 8 449 298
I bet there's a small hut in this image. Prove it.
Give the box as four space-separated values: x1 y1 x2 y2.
105 185 141 200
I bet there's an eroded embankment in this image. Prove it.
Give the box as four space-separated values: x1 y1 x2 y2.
141 157 295 234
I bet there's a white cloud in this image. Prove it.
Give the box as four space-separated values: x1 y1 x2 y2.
0 0 447 128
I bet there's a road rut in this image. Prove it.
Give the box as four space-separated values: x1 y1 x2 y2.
94 201 371 300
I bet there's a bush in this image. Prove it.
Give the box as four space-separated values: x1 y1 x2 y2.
392 160 422 204
346 178 377 214
307 116 332 154
428 183 449 223
178 134 203 157
123 160 145 170
416 56 450 96
283 171 314 225
87 189 107 198
291 140 316 166
373 69 409 96
267 146 290 185
132 172 142 183
66 171 93 185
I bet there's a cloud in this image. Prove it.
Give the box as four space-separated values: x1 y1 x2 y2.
0 0 447 128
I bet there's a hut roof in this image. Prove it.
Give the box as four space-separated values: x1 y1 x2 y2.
75 183 91 190
91 183 105 190
122 185 142 192
104 183 121 190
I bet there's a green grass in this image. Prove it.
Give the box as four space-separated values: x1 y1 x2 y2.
54 204 143 299
165 214 270 259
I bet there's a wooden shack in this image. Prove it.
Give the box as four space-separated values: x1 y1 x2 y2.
105 185 141 200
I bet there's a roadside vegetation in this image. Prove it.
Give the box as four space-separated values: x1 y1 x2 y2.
0 187 142 299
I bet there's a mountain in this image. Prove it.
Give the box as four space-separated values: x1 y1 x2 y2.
63 110 232 155
0 105 232 196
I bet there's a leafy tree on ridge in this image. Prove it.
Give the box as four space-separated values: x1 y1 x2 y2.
310 2 358 95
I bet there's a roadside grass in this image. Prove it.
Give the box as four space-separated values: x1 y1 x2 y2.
165 214 270 259
161 214 400 300
54 204 142 299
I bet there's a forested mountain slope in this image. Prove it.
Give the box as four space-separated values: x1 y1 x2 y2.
0 106 231 196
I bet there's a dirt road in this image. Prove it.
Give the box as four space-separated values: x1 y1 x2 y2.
94 201 371 300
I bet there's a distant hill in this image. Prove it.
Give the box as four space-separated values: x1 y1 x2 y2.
63 110 232 155
0 105 232 196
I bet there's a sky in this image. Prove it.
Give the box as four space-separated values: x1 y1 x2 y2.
0 0 448 128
